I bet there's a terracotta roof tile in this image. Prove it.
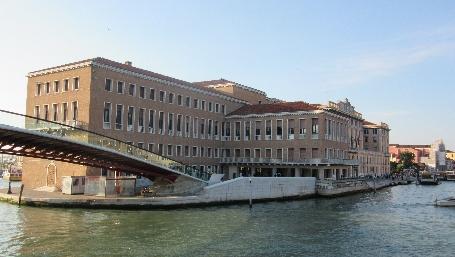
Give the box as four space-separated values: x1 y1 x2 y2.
228 101 319 116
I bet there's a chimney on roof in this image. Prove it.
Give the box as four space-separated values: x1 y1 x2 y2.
125 61 132 66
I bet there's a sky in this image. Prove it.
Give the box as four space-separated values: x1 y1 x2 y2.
0 0 454 149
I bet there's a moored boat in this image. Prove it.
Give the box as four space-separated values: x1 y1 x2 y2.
419 171 440 185
2 167 22 181
446 171 455 181
435 197 455 207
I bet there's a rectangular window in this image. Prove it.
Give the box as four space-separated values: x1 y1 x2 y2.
201 100 206 110
176 145 182 157
221 105 226 114
193 99 198 109
137 142 144 149
265 148 271 158
34 105 40 119
234 122 241 140
45 82 50 94
139 86 145 98
148 143 154 152
254 148 261 158
71 101 78 121
159 91 165 102
276 120 283 140
158 111 164 134
265 120 272 139
193 118 198 138
255 121 261 140
158 144 164 155
208 120 212 137
73 77 79 90
54 81 60 93
177 114 182 134
299 148 307 159
312 118 319 134
138 108 145 132
215 103 219 113
64 79 69 92
168 93 174 104
299 119 306 135
149 88 155 100
148 110 155 133
115 105 123 130
62 103 68 122
168 113 174 135
288 119 295 139
185 146 190 157
127 106 134 131
208 102 212 112
177 95 182 105
214 121 219 137
117 81 124 94
185 116 190 136
245 121 250 140
129 84 136 96
312 148 319 158
185 96 190 107
275 148 282 160
245 149 251 158
36 83 41 96
103 102 111 129
52 103 58 122
105 78 112 91
192 146 198 157
200 118 205 137
167 145 173 156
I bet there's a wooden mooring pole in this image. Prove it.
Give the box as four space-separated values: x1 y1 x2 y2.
18 184 24 206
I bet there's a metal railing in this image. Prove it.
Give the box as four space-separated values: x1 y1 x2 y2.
220 157 360 166
0 109 210 181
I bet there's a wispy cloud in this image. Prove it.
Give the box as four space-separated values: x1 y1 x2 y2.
311 24 455 90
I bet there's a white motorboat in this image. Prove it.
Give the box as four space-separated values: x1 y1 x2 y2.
435 197 455 207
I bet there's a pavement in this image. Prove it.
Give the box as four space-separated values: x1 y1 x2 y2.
0 186 214 209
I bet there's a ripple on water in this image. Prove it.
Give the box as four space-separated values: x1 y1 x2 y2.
2 183 455 256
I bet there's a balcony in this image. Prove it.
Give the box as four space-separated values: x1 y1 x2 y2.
311 134 319 140
220 157 360 166
288 134 294 140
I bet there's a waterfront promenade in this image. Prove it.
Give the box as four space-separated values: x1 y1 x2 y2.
0 177 395 209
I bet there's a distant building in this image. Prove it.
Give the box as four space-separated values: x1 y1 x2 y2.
23 57 391 189
389 139 447 171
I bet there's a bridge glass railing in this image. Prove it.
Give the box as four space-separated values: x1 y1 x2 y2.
0 110 210 181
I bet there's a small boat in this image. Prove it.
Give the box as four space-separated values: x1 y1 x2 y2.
435 197 455 207
419 171 440 185
446 171 455 181
2 166 22 181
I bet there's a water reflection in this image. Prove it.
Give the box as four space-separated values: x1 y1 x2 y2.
1 181 455 256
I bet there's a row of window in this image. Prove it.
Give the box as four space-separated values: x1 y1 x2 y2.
104 78 227 114
34 102 78 122
103 103 324 141
132 141 222 159
35 77 79 96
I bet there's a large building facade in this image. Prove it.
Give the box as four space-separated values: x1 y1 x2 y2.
23 58 390 188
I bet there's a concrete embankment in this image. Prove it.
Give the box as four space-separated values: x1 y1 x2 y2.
0 177 317 209
317 179 392 197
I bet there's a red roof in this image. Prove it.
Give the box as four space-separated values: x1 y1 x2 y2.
228 101 319 116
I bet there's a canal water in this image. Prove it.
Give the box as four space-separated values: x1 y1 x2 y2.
1 180 455 257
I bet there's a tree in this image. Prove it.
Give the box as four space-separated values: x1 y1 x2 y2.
398 151 416 170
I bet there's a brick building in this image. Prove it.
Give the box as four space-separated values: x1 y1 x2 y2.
24 57 390 188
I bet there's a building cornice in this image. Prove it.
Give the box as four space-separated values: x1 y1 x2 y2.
27 61 93 77
27 59 249 104
226 110 324 119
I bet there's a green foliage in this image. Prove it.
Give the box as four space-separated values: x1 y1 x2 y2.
390 151 417 174
399 151 415 169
